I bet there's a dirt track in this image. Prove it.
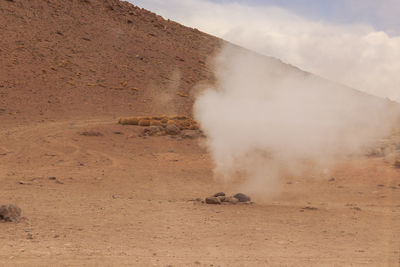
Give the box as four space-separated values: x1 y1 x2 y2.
1 118 399 266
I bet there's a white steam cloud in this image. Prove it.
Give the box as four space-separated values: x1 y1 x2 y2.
132 0 400 194
133 0 400 102
194 45 398 194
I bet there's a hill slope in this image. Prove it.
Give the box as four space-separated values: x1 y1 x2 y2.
0 0 222 124
2 0 398 127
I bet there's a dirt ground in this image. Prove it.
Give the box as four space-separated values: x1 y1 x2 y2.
1 117 399 267
1 0 400 266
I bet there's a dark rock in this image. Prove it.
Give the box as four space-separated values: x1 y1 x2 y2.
213 192 225 197
233 193 251 202
165 124 180 135
328 177 335 182
301 206 318 211
0 204 22 222
205 197 221 205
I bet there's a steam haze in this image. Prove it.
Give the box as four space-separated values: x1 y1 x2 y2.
133 0 400 102
194 45 397 193
132 0 400 194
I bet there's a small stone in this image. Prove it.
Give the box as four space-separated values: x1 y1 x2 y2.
233 193 251 202
213 192 225 197
26 233 33 239
79 131 102 136
301 206 318 211
328 177 335 182
0 204 22 222
205 197 221 205
48 176 56 180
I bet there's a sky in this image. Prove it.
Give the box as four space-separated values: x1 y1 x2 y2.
210 0 400 35
130 0 400 101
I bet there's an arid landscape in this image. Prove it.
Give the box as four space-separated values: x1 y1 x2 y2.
1 0 400 266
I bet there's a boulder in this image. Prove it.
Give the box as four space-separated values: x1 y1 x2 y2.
165 124 181 135
118 117 139 125
205 197 221 205
0 204 21 222
233 193 251 202
138 119 151 127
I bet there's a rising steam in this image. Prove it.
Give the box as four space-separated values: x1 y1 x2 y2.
194 45 398 194
134 0 400 102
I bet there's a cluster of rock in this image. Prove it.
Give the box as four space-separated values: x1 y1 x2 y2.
0 204 21 222
205 192 252 205
119 115 203 138
118 115 199 130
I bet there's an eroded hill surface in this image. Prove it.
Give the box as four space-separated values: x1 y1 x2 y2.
0 0 222 125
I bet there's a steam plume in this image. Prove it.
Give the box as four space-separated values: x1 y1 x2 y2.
134 0 400 102
194 45 398 194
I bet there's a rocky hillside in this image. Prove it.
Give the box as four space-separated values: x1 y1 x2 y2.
0 0 398 126
0 0 222 124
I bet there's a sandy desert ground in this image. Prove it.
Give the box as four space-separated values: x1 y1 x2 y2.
1 116 400 266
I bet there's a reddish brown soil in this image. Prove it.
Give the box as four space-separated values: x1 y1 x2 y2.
1 0 400 266
0 0 220 125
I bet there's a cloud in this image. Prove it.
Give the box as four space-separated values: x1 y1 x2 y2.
132 0 400 102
